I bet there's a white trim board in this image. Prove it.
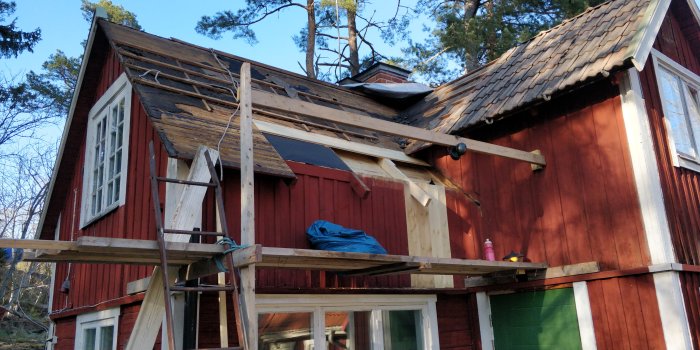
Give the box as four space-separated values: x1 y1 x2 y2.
476 292 494 350
618 68 676 264
654 271 693 350
631 0 671 71
573 282 598 350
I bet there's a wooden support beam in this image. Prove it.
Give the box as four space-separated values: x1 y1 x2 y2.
463 261 600 287
239 62 257 350
378 158 432 206
169 147 220 243
0 239 74 250
127 277 151 295
253 120 428 166
126 147 218 350
251 89 547 166
341 262 429 277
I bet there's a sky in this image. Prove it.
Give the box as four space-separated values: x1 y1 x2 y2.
2 1 421 79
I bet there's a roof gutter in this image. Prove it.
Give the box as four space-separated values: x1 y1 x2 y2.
35 10 106 239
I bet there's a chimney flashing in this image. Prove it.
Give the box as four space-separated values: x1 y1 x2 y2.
339 62 411 85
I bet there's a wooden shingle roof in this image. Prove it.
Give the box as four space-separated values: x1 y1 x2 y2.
400 0 660 152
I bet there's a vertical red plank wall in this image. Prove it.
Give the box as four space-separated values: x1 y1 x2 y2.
637 8 700 345
430 78 662 347
51 46 168 313
638 4 700 266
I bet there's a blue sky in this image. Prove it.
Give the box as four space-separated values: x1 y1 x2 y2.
2 1 420 78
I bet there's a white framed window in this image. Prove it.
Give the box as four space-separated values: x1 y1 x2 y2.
256 294 439 350
81 73 131 227
75 307 120 350
652 49 700 172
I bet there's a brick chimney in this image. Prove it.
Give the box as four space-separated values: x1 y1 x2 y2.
339 62 411 84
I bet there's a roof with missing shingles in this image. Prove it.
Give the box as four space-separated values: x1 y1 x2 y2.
399 0 657 153
99 19 405 178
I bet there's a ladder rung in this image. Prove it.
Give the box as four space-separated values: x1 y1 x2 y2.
171 286 237 292
163 229 224 236
156 177 215 187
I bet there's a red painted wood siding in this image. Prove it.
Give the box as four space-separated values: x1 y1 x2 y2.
430 79 664 348
587 275 664 350
638 3 700 266
206 162 411 290
680 272 700 349
51 46 168 313
637 8 700 347
53 317 76 350
437 294 478 350
433 80 650 275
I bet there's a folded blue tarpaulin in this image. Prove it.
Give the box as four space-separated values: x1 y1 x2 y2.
306 220 387 255
0 248 22 264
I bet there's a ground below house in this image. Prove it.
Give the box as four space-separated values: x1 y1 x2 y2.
0 314 46 349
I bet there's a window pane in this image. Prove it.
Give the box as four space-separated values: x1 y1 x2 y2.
383 310 423 350
684 85 700 142
326 311 371 350
258 312 313 350
83 328 96 350
99 326 114 350
658 67 696 157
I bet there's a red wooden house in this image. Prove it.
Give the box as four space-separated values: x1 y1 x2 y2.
32 0 700 348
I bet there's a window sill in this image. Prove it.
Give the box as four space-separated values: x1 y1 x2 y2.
676 155 700 173
80 203 121 230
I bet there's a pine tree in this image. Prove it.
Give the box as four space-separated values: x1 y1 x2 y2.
402 0 607 85
196 0 410 81
0 1 40 59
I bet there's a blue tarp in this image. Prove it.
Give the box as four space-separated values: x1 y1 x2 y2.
0 248 22 264
306 220 387 254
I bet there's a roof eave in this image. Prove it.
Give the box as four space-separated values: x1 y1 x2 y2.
36 15 103 240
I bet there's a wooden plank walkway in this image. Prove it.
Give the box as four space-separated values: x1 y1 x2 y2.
3 237 547 276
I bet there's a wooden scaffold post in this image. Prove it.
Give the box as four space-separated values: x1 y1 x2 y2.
239 62 257 350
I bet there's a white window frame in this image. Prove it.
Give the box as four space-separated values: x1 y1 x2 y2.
256 294 439 350
651 48 700 172
80 73 132 227
75 307 120 350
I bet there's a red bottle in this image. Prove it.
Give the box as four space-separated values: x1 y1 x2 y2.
484 239 495 261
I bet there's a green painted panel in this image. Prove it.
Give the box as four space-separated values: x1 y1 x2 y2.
490 289 582 350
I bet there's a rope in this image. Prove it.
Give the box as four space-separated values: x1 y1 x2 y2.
139 69 161 84
209 48 243 181
212 237 249 272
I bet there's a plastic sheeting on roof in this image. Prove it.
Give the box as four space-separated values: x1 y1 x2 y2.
342 82 433 100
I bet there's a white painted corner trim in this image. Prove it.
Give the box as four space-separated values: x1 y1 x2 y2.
618 68 676 264
573 282 598 350
654 271 693 350
476 292 494 350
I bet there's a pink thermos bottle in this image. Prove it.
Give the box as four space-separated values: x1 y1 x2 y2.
484 239 495 261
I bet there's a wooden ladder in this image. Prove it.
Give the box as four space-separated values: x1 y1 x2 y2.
148 141 246 350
